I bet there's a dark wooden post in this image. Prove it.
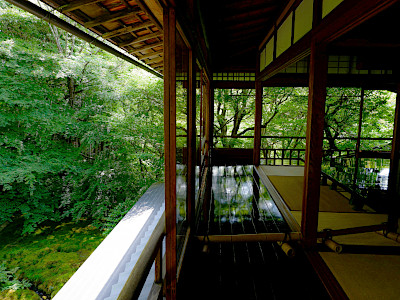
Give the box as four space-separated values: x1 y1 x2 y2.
388 83 400 232
163 6 177 300
254 80 263 166
301 41 327 248
208 80 214 160
352 87 365 208
187 50 196 230
155 243 163 284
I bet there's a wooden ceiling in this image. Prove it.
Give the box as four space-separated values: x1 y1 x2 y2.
329 2 400 71
36 0 399 78
41 0 165 73
39 0 290 75
198 0 289 72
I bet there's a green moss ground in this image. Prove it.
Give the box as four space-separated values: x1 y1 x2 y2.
0 218 105 299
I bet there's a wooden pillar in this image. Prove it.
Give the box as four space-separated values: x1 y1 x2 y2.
187 50 196 230
301 41 327 248
253 80 262 166
388 83 400 232
163 6 177 300
352 87 365 208
208 80 214 160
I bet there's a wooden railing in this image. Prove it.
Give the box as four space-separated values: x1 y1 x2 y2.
261 148 305 166
54 183 165 300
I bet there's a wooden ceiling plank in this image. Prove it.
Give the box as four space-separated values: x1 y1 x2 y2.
139 49 163 59
59 0 104 13
224 17 270 31
224 0 277 11
129 41 163 53
102 20 152 39
135 0 163 31
146 57 163 65
229 46 257 58
84 7 141 28
222 6 278 23
149 61 163 68
119 32 162 47
226 25 267 38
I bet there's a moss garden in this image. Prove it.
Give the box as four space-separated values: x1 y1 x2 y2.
0 219 105 299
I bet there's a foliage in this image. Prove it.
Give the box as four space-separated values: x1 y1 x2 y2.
212 87 394 152
0 218 104 298
324 88 394 151
0 1 164 234
0 264 31 292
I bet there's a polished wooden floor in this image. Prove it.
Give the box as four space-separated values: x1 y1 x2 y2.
178 165 329 300
178 239 330 300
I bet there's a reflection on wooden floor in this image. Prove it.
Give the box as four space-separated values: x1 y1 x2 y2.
257 165 400 300
201 165 289 236
179 165 329 300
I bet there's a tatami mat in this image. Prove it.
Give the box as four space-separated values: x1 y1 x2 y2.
259 165 304 176
320 252 400 300
291 211 387 231
268 176 355 212
259 165 400 299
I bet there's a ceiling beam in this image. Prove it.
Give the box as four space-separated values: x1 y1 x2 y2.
4 0 162 78
224 0 278 11
59 0 103 13
223 17 271 32
222 6 278 23
139 50 163 60
129 41 163 53
84 7 141 28
149 61 163 68
101 20 152 39
135 0 163 31
314 0 399 44
119 32 162 47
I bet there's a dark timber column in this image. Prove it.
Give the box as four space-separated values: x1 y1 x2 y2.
164 6 177 300
208 80 214 162
187 50 196 229
301 41 327 248
388 83 400 232
254 80 262 166
352 88 365 208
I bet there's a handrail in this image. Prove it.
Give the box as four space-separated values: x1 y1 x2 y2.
177 134 392 141
54 183 165 300
118 213 165 300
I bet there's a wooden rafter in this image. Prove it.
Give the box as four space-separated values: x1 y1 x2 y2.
224 17 270 32
58 0 103 13
101 20 152 39
149 61 163 68
139 50 163 60
84 8 141 28
135 0 163 31
148 57 163 65
222 6 277 23
129 41 163 54
119 32 162 47
224 0 277 11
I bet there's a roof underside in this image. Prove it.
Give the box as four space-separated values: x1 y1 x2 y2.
40 0 165 73
33 0 399 83
199 0 289 72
